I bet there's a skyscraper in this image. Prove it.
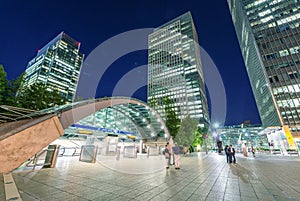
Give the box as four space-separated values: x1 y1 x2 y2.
21 32 84 102
147 12 210 128
228 0 300 137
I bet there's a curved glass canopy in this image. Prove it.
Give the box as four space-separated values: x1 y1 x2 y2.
65 101 167 139
13 97 170 140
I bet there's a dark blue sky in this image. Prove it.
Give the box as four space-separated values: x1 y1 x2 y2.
0 0 261 126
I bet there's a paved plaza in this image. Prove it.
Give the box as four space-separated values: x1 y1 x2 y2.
2 152 300 201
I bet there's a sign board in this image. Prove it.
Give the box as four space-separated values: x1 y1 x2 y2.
283 125 296 149
77 129 93 134
79 145 97 163
43 145 59 168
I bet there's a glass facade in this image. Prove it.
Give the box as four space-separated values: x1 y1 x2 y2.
33 97 168 139
22 32 84 102
228 0 300 137
219 124 266 148
147 12 210 128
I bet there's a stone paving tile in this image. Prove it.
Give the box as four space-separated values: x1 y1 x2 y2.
241 196 259 201
80 191 111 200
20 192 46 201
90 193 120 201
193 186 211 196
3 153 300 201
225 187 240 195
180 186 198 194
187 194 207 201
134 191 158 201
171 191 193 200
240 190 256 197
224 192 241 201
207 190 225 200
211 184 226 192
255 192 276 201
149 194 172 201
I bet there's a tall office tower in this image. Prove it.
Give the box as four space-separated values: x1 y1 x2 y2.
228 0 300 137
148 12 210 128
21 32 84 102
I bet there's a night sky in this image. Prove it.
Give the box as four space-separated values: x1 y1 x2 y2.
0 0 261 126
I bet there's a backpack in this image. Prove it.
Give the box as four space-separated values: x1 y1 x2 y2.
164 148 170 158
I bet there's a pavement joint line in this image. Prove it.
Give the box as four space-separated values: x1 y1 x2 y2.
3 173 22 201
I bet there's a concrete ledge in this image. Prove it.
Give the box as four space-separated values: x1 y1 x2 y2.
3 173 22 201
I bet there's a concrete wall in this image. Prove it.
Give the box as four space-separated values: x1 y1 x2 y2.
0 116 64 173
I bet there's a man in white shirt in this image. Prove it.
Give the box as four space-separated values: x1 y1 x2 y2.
229 145 236 163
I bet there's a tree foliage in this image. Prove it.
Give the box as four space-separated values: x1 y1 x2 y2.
149 96 181 138
175 115 198 146
0 65 67 111
0 65 26 106
6 72 25 106
192 127 204 147
17 83 67 110
0 64 8 104
162 96 181 138
148 97 158 107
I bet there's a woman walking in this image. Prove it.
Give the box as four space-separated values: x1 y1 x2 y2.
172 142 180 169
164 144 170 169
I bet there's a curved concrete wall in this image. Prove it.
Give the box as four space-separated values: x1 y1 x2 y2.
0 97 168 173
0 116 64 173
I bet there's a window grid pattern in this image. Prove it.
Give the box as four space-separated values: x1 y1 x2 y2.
229 0 300 135
228 0 282 127
22 32 84 102
147 12 209 127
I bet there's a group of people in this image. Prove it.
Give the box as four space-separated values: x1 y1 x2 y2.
163 142 181 169
224 144 236 163
225 144 256 163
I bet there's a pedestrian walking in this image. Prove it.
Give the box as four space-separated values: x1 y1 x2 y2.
224 145 229 163
166 142 172 166
251 146 255 157
229 144 236 163
242 143 248 157
163 144 170 169
172 142 180 169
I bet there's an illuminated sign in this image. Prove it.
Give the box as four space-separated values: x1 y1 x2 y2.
283 125 296 149
77 129 93 134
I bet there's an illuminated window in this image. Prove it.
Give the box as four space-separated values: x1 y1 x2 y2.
279 49 289 57
290 46 300 54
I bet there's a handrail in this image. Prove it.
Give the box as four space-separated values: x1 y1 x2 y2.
58 146 79 156
25 148 54 170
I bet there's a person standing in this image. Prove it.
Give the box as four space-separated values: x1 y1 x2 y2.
172 142 180 169
166 142 172 166
251 146 255 157
242 143 248 157
164 144 170 169
224 145 229 163
229 145 236 163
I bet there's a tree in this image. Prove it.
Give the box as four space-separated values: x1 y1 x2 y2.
192 127 204 148
162 96 181 138
148 97 158 107
5 72 25 106
149 96 181 138
175 116 198 147
73 95 83 102
17 83 67 110
0 64 8 104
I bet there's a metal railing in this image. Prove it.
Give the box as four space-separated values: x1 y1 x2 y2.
25 149 49 170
